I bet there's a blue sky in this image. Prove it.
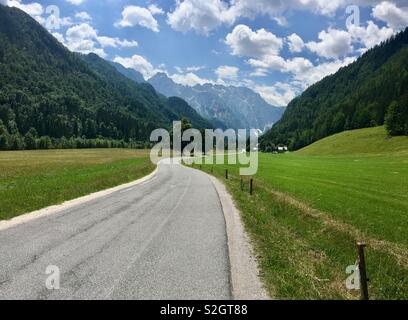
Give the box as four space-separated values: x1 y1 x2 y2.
2 0 408 106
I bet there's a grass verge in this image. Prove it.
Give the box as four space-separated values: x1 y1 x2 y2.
186 150 408 299
0 149 155 220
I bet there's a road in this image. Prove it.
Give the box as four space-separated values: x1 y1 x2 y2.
0 160 232 300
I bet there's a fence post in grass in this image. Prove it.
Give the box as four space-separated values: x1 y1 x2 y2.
240 176 243 191
250 178 253 195
357 242 369 300
225 169 228 180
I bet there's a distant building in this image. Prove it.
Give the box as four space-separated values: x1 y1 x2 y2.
277 145 288 153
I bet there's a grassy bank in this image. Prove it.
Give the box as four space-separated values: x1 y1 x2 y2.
188 127 408 299
0 149 155 220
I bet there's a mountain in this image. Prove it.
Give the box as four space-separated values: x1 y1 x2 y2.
0 4 211 150
81 53 214 130
147 72 285 131
109 61 145 83
260 28 408 151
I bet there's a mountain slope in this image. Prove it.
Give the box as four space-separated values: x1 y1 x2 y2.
297 126 408 156
0 4 210 149
109 61 145 83
260 28 408 151
148 72 285 131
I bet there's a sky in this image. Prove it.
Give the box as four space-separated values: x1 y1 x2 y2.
1 0 408 107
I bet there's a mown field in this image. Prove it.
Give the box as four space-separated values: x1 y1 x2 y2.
189 127 408 299
0 149 155 220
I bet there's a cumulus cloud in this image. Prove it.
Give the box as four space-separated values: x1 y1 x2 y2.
0 0 43 21
171 72 214 86
306 28 353 59
293 56 357 88
97 36 138 48
372 1 408 30
248 56 313 74
167 0 234 36
254 82 298 107
64 23 138 58
225 24 283 58
165 0 370 35
249 68 269 77
75 11 92 21
113 55 158 80
66 0 86 5
65 23 106 57
215 66 239 80
287 33 305 53
115 5 161 32
348 20 394 49
148 4 164 16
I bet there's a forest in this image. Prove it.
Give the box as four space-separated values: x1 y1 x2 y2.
0 4 211 150
260 28 408 151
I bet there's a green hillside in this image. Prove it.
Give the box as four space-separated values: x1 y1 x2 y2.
0 4 210 150
260 28 408 151
297 126 408 156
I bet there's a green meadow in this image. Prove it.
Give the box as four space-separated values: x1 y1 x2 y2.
0 149 155 220
192 126 408 299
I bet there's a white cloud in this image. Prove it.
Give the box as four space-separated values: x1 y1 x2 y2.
306 28 353 59
66 0 86 5
115 5 160 32
64 22 138 57
186 65 205 72
225 24 283 58
66 22 97 41
250 55 356 106
254 82 298 107
248 56 313 74
1 0 43 19
293 57 357 88
75 11 92 21
372 1 408 30
229 0 345 18
65 23 105 57
249 68 269 77
148 4 164 15
167 0 234 36
166 0 350 35
113 55 158 80
174 65 206 73
97 36 138 48
215 65 239 80
287 33 305 53
348 20 394 49
171 72 214 86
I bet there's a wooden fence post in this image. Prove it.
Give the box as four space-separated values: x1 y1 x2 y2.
250 178 253 195
357 242 369 300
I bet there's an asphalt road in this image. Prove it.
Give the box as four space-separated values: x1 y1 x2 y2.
0 160 232 300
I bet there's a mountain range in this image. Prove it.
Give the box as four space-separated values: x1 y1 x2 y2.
109 62 286 132
147 72 285 131
0 4 212 149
